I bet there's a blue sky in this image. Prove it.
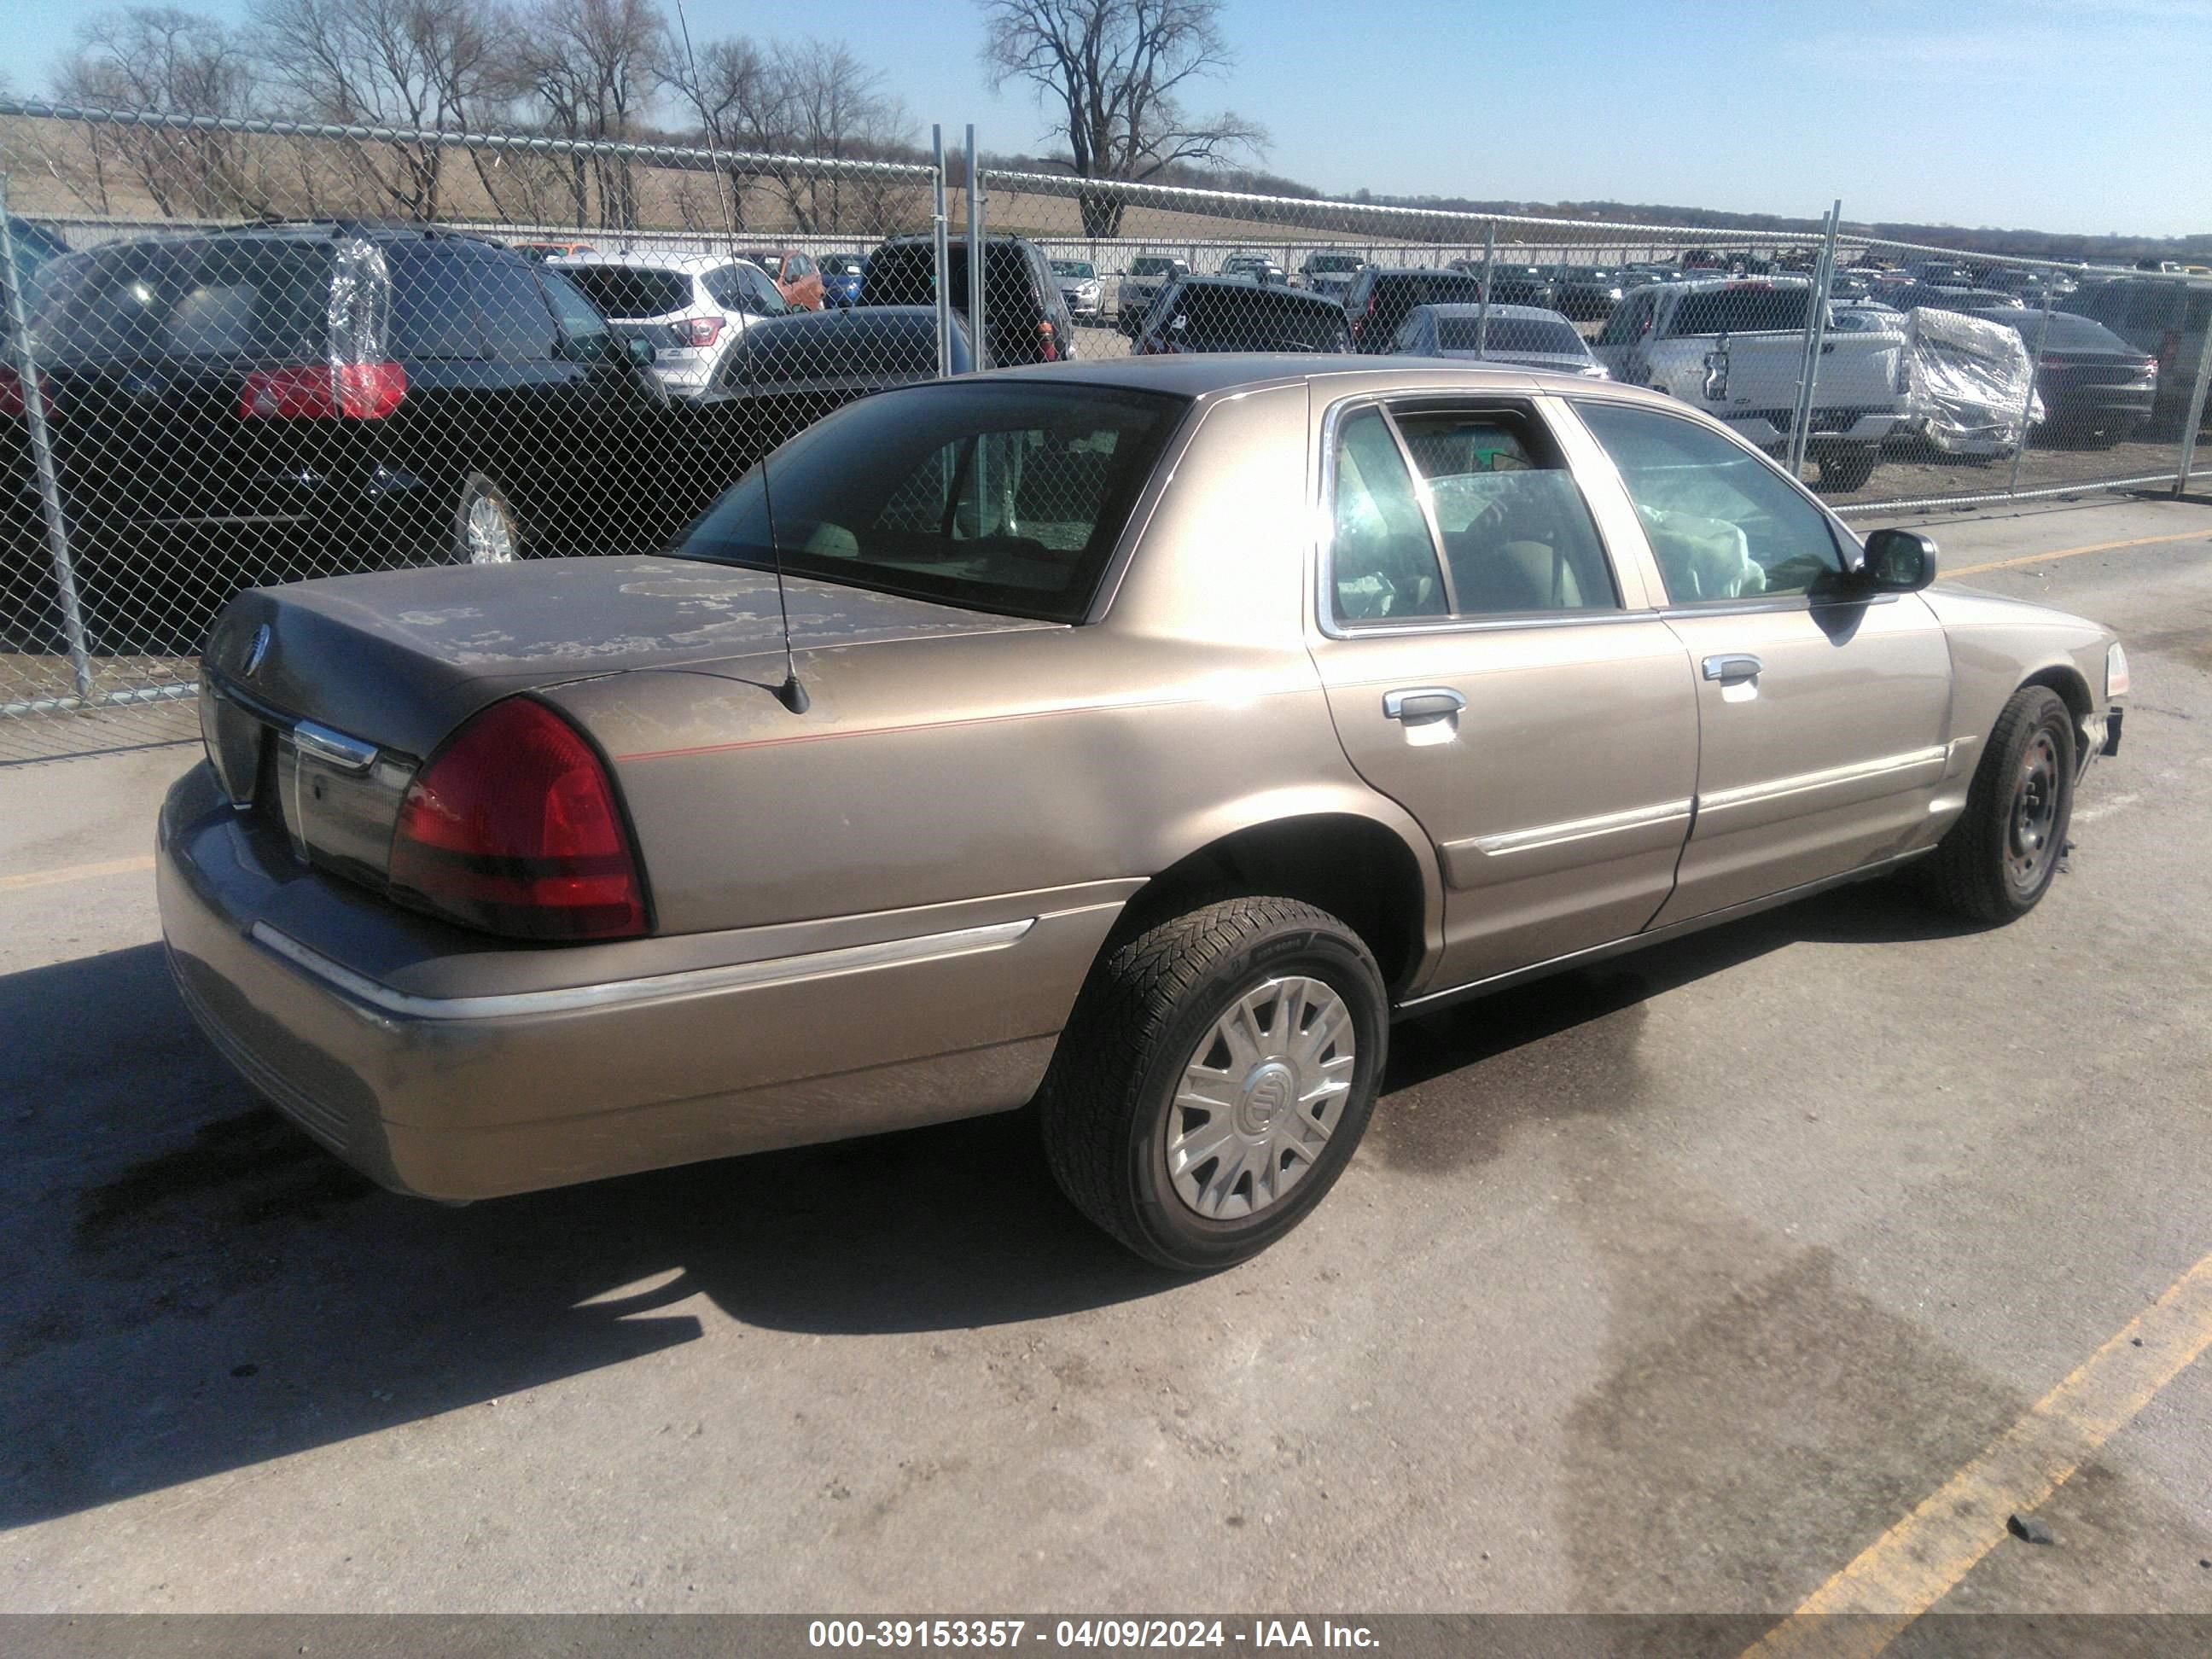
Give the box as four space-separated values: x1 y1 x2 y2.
3 0 2205 237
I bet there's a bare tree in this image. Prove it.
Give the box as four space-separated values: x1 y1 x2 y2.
251 0 510 219
51 8 261 216
509 0 663 230
977 0 1265 235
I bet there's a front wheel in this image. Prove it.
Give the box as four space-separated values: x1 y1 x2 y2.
1040 897 1388 1271
1918 685 2076 923
451 472 522 565
1818 446 1878 492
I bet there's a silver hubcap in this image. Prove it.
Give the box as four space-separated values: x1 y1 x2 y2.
464 492 517 564
1167 975 1356 1221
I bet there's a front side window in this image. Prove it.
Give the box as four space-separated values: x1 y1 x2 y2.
1575 401 1848 603
677 383 1186 623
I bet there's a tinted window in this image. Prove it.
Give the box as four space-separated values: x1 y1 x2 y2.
538 267 612 353
700 265 745 308
560 265 693 319
1576 402 1847 602
1129 258 1182 277
1307 254 1363 273
1436 316 1586 355
1051 261 1095 278
1330 408 1447 626
387 246 483 359
35 239 334 361
1968 311 2134 352
475 254 559 361
737 263 786 314
1669 286 1813 335
1156 285 1350 352
677 382 1185 623
725 312 950 384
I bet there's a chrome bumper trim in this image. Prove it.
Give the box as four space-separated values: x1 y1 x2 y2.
248 917 1039 1022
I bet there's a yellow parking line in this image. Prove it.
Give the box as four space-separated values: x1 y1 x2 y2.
1743 1249 2212 1659
0 854 155 893
1947 527 2212 579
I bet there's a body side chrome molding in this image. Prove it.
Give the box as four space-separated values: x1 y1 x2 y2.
1393 849 1930 1019
1694 745 1947 812
1457 796 1695 858
251 917 1038 1022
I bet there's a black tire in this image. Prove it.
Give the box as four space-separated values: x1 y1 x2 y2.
1919 685 2076 923
1818 447 1878 492
450 472 522 565
1040 896 1388 1272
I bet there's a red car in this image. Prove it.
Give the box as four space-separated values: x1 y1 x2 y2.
744 249 824 311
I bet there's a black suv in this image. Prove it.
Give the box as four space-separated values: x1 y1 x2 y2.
1345 267 1499 352
1131 276 1352 355
3 222 661 648
858 234 1078 366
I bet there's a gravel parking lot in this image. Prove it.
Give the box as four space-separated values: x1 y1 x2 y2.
3 496 2209 1624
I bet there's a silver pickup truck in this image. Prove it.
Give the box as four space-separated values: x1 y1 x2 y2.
1592 277 1907 491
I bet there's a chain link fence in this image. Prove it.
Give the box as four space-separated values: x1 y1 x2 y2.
5 99 2210 763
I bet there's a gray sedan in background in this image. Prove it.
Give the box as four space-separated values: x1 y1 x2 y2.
1390 302 1611 378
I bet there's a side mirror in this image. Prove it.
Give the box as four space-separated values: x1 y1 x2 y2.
1862 527 1938 591
625 334 655 367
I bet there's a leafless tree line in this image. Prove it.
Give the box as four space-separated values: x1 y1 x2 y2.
32 0 917 231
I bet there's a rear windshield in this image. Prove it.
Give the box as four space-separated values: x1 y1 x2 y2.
558 265 693 319
1052 260 1095 278
1668 286 1813 335
1437 316 1586 355
1129 258 1184 276
862 243 1036 311
724 312 945 383
676 382 1186 623
1161 286 1350 351
1970 311 2135 352
1307 254 1362 272
32 239 334 361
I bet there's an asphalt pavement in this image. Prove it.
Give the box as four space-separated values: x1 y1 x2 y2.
2 494 2209 1624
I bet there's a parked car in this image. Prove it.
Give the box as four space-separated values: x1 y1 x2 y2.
1828 301 1908 334
1889 283 2023 315
1591 276 1909 491
1963 308 2158 447
1829 272 1871 302
667 307 975 524
859 233 1077 365
1345 267 1493 352
159 358 2128 1271
742 249 824 311
1050 259 1104 321
1220 252 1288 284
1388 303 1609 378
550 251 791 398
818 253 869 308
1130 276 1352 354
510 240 595 263
1115 255 1191 334
2 214 69 317
1546 266 1625 322
1444 261 1557 310
3 224 663 648
2062 276 2211 429
1298 250 1366 299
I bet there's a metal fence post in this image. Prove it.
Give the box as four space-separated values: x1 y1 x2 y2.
1785 199 1842 480
930 125 952 379
1475 219 1496 359
2007 282 2060 496
2174 289 2212 497
0 172 93 702
964 125 986 369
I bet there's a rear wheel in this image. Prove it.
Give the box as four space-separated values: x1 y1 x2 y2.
1817 446 1878 492
1040 896 1387 1272
451 473 521 565
1919 685 2076 923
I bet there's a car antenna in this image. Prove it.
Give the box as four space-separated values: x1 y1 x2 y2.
675 0 807 713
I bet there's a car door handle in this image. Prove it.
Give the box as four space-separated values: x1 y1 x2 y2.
1382 687 1467 724
1702 654 1764 685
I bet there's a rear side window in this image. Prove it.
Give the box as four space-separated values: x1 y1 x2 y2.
676 382 1185 624
35 240 334 362
475 254 560 361
1330 409 1447 625
1669 286 1813 335
561 265 693 319
387 247 483 359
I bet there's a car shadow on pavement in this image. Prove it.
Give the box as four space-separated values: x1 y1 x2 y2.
0 876 1982 1528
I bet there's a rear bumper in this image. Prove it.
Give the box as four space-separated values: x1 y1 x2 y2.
158 764 1119 1201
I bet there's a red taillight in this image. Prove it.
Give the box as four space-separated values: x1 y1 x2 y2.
388 697 647 941
238 361 407 420
674 316 726 347
0 364 52 419
1038 319 1059 362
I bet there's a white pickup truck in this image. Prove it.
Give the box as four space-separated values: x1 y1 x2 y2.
1591 277 1907 491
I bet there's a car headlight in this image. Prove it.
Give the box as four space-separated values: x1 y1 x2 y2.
2106 642 2129 700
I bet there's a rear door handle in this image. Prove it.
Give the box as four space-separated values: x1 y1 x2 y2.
1382 687 1467 724
1701 654 1764 686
